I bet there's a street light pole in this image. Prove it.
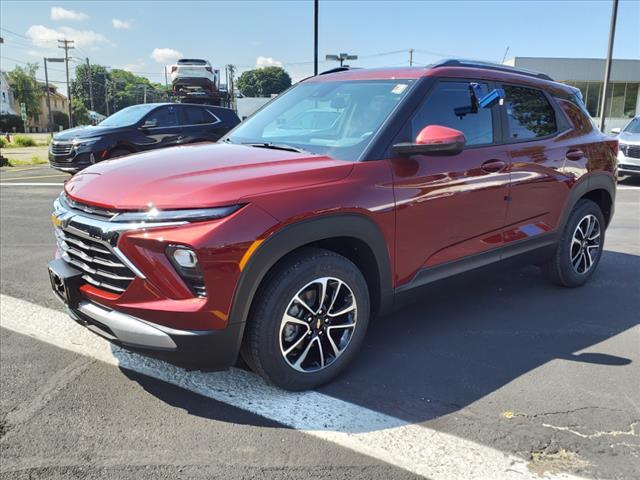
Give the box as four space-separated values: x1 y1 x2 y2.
599 0 619 132
314 0 319 75
58 39 75 128
325 53 358 68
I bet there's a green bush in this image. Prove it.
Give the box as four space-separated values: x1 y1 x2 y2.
0 114 24 133
0 137 7 149
13 135 37 147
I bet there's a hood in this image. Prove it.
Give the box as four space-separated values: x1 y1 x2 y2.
618 131 640 145
53 125 125 141
65 143 353 210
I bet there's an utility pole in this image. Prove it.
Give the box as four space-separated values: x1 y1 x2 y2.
143 85 147 104
85 58 94 112
104 76 110 116
501 46 510 64
58 39 74 127
409 48 414 66
599 0 619 132
44 57 65 132
43 58 53 133
314 0 319 75
226 64 236 110
325 53 358 68
164 66 169 100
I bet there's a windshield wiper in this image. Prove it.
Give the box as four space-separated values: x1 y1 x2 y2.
242 142 308 154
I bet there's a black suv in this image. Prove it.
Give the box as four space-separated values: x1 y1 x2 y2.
49 103 240 172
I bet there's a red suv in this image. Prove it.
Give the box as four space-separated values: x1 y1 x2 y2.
49 60 617 390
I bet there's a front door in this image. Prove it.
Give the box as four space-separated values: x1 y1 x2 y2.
139 105 183 150
391 79 510 287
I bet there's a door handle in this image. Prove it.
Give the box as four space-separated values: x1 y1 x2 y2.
566 149 584 161
481 159 507 173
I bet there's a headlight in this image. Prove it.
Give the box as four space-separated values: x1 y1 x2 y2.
111 205 242 223
72 137 102 149
619 143 628 155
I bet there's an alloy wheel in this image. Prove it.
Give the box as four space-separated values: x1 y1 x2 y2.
570 214 601 275
279 277 357 373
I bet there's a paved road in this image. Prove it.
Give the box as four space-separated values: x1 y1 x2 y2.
0 178 638 479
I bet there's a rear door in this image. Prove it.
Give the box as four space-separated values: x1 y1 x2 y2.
498 83 574 244
391 79 510 285
139 105 183 150
179 106 230 143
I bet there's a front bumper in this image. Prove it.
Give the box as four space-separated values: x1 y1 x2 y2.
67 299 243 369
49 149 95 173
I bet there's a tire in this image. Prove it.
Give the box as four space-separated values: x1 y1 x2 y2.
108 148 132 159
241 247 370 391
542 199 605 287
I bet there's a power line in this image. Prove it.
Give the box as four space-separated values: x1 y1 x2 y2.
0 27 31 40
1 55 66 73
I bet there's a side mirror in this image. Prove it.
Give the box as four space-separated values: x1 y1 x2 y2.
392 125 466 156
141 119 158 129
610 127 621 135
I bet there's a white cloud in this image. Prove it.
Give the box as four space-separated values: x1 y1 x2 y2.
119 62 146 72
26 25 114 49
151 47 182 64
112 18 132 30
51 6 88 21
256 56 282 68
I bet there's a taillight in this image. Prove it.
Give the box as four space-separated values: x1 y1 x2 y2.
171 66 177 73
205 66 212 73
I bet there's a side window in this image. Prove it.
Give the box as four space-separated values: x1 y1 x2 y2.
146 106 178 127
411 81 494 146
183 107 219 125
503 85 557 140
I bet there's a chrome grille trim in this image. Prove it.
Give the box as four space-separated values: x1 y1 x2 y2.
50 141 73 155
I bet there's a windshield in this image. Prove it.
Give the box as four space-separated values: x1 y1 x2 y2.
99 104 157 127
226 79 414 161
623 117 640 134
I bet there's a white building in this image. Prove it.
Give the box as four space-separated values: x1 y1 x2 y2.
1 71 17 115
503 57 640 131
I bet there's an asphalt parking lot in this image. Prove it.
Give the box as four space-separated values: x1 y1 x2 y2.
0 165 639 479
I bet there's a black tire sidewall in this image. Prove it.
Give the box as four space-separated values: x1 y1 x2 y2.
247 249 370 390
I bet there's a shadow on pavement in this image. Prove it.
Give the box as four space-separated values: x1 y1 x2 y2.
118 250 638 427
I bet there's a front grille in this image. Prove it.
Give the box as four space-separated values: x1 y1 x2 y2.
620 163 640 172
626 145 640 159
55 225 135 294
50 142 73 155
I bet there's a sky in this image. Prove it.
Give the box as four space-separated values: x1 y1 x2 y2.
1 0 639 96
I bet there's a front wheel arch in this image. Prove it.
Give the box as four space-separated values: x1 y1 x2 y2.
228 214 393 331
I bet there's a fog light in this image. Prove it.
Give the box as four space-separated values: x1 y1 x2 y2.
172 247 198 268
166 245 206 298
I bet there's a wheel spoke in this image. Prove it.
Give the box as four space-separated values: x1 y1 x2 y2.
284 329 310 355
327 280 343 315
328 303 356 318
571 246 582 262
317 337 325 368
283 313 309 328
295 295 316 315
327 333 341 358
327 321 356 331
588 230 600 241
316 278 329 313
293 336 317 369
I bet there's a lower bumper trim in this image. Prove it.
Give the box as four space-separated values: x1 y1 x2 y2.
77 301 178 349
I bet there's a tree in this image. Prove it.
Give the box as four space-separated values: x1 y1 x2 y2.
237 66 292 97
52 111 69 131
72 98 90 126
71 63 109 115
7 64 42 121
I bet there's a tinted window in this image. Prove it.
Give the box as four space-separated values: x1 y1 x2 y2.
183 107 218 125
412 82 494 146
504 85 557 140
145 106 178 127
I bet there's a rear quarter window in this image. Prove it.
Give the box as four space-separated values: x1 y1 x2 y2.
503 85 557 140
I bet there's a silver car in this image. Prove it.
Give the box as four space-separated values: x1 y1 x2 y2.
612 116 640 178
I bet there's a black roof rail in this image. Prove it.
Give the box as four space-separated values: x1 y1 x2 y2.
319 66 353 75
431 59 553 81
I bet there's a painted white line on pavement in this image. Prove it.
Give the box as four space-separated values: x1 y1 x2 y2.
616 185 640 190
0 183 63 186
0 294 584 480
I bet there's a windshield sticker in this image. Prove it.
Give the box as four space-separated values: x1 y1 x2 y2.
391 84 408 95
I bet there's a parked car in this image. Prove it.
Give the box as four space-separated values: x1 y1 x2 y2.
49 103 240 172
612 116 640 178
49 60 617 390
170 59 219 93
